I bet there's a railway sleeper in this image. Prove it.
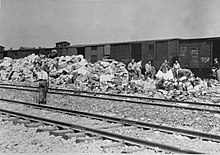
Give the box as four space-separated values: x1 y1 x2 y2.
121 147 146 154
0 113 9 117
75 136 102 143
62 132 86 139
2 117 18 122
13 119 31 124
93 123 123 129
49 129 74 136
25 122 43 128
36 126 59 132
101 142 124 148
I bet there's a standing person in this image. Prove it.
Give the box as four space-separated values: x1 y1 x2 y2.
136 60 142 78
145 60 156 79
173 60 181 79
212 58 220 81
127 58 137 80
159 59 171 73
35 66 49 104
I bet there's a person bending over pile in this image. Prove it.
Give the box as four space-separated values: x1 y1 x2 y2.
177 68 193 80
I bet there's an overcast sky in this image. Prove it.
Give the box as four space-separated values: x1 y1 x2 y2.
0 0 220 49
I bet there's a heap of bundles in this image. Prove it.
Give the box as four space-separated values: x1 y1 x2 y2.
0 54 219 98
0 54 129 92
154 69 220 100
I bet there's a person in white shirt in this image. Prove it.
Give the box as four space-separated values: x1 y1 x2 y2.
173 60 181 79
136 60 142 78
35 67 49 104
145 61 156 79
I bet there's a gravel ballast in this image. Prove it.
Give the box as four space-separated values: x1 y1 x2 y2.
1 87 220 133
0 121 105 153
1 102 220 153
0 103 157 154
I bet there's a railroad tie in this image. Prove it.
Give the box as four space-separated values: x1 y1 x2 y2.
50 129 74 136
25 122 43 128
13 119 31 125
93 123 123 129
2 117 18 122
101 142 124 148
62 132 86 140
0 113 8 117
121 147 145 153
36 126 58 132
75 136 102 143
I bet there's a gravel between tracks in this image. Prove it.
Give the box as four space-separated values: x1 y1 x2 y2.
1 87 220 133
0 102 158 154
0 120 155 154
0 121 104 153
1 102 220 153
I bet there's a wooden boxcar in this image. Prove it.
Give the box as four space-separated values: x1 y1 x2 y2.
1 37 220 78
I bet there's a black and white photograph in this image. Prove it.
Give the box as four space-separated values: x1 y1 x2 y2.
1 0 220 154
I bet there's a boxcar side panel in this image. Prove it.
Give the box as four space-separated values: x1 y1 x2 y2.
0 52 3 59
60 48 67 56
104 45 110 56
39 49 48 56
142 42 156 66
110 45 120 61
188 42 201 68
168 40 178 65
97 46 104 60
90 49 97 63
6 51 14 59
131 43 142 62
155 41 168 69
120 44 131 64
141 42 149 67
67 47 77 56
85 47 91 62
77 47 85 57
199 41 211 68
179 40 211 69
178 43 189 68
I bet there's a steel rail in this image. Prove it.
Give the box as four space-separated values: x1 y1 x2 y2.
0 108 202 154
1 98 220 143
0 83 219 108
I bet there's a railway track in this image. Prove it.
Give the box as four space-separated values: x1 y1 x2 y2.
0 83 220 114
1 99 220 153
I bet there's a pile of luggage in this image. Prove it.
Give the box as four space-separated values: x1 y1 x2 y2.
0 54 129 92
0 54 219 98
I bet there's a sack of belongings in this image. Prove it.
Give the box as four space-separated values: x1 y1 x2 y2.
155 69 174 80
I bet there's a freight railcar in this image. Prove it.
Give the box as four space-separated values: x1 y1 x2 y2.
107 38 217 78
1 37 220 78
